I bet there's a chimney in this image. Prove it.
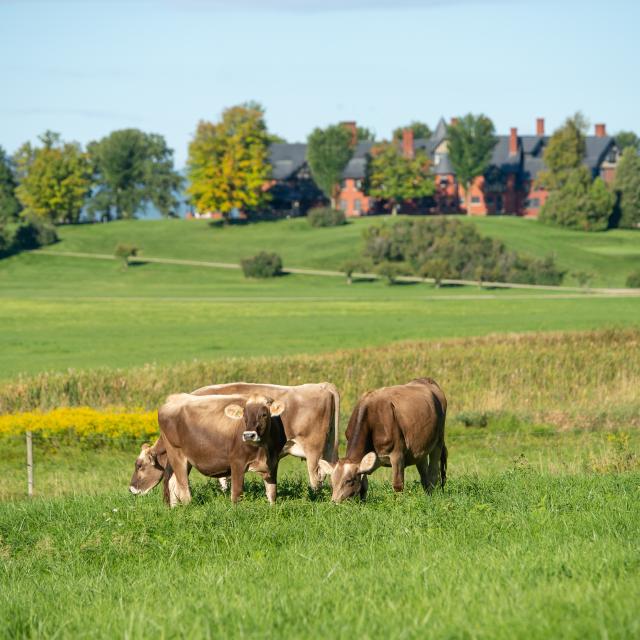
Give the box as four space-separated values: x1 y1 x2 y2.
450 117 459 127
595 123 606 138
341 121 357 146
509 127 518 155
402 128 414 159
536 118 545 136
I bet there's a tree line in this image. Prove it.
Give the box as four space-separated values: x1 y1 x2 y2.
2 105 640 234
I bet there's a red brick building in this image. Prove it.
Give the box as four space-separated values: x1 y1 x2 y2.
267 117 620 218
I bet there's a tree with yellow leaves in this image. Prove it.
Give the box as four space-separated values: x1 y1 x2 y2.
186 102 272 218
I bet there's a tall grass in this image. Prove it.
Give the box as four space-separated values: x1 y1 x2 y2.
2 329 638 428
1 470 639 638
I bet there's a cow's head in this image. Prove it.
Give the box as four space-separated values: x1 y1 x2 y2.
319 452 378 503
129 441 166 495
224 396 285 445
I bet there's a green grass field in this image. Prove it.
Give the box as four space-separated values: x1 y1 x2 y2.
48 215 640 287
1 250 639 380
1 423 639 639
1 217 639 639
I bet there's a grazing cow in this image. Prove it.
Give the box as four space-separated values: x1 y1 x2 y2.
130 393 286 505
319 378 447 503
190 382 339 489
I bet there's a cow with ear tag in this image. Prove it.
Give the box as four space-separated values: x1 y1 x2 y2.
129 438 168 495
151 393 286 506
319 378 447 503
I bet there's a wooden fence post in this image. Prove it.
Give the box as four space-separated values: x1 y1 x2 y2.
26 431 33 497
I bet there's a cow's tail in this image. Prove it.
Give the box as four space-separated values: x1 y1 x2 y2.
323 383 340 463
440 443 448 489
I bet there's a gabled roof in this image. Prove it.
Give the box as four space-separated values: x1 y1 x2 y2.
490 136 521 173
342 141 374 179
433 153 454 175
431 117 448 146
268 143 307 180
585 136 615 170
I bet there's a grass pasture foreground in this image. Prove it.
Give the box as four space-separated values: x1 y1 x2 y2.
1 426 639 639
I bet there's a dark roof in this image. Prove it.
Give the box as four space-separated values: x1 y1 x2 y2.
490 136 521 173
431 117 448 146
268 143 307 180
342 141 374 179
433 153 454 175
585 136 615 170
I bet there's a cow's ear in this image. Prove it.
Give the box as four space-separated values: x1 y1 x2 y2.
225 404 245 420
358 452 378 475
268 400 285 417
318 459 336 476
140 442 151 452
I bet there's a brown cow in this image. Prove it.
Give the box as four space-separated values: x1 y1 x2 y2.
130 393 286 505
190 382 339 489
319 378 447 503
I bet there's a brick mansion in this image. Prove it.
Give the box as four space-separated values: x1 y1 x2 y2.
267 118 620 218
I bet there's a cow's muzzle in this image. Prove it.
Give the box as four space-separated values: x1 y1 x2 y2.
129 485 142 495
242 431 260 443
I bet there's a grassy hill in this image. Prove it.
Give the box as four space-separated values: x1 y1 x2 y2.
50 215 640 287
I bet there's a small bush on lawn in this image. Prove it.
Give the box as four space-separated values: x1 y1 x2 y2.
15 217 58 250
626 270 640 288
114 243 139 267
241 252 283 278
307 207 346 228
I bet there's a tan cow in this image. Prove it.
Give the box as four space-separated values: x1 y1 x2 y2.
130 393 286 505
190 382 339 489
319 378 447 503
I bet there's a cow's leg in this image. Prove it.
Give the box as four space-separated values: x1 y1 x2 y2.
262 464 278 505
424 444 443 494
230 463 245 504
167 460 191 507
305 450 322 491
390 452 405 493
417 456 433 494
359 474 369 501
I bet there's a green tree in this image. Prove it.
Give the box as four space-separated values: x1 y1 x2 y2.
14 132 92 224
88 129 182 220
615 131 640 153
0 146 21 221
186 102 272 219
538 113 588 190
447 114 497 213
306 124 354 208
357 126 376 142
392 121 432 141
614 147 640 228
365 142 435 215
114 243 139 268
539 169 613 231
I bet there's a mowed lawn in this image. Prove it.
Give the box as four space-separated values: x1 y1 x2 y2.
1 424 639 639
48 215 640 287
1 252 640 379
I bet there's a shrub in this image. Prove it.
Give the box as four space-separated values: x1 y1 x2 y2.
362 218 564 286
241 251 283 278
340 259 371 284
375 261 410 285
114 243 139 267
13 217 58 250
626 270 640 288
307 207 346 228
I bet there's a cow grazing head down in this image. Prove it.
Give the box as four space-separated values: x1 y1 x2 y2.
318 452 378 503
129 442 165 495
224 396 285 445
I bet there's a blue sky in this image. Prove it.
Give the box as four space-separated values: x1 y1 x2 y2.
1 0 638 167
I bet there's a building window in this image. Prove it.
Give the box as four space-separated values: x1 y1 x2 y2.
355 179 362 190
354 199 361 212
471 196 481 204
339 199 347 211
525 198 541 209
